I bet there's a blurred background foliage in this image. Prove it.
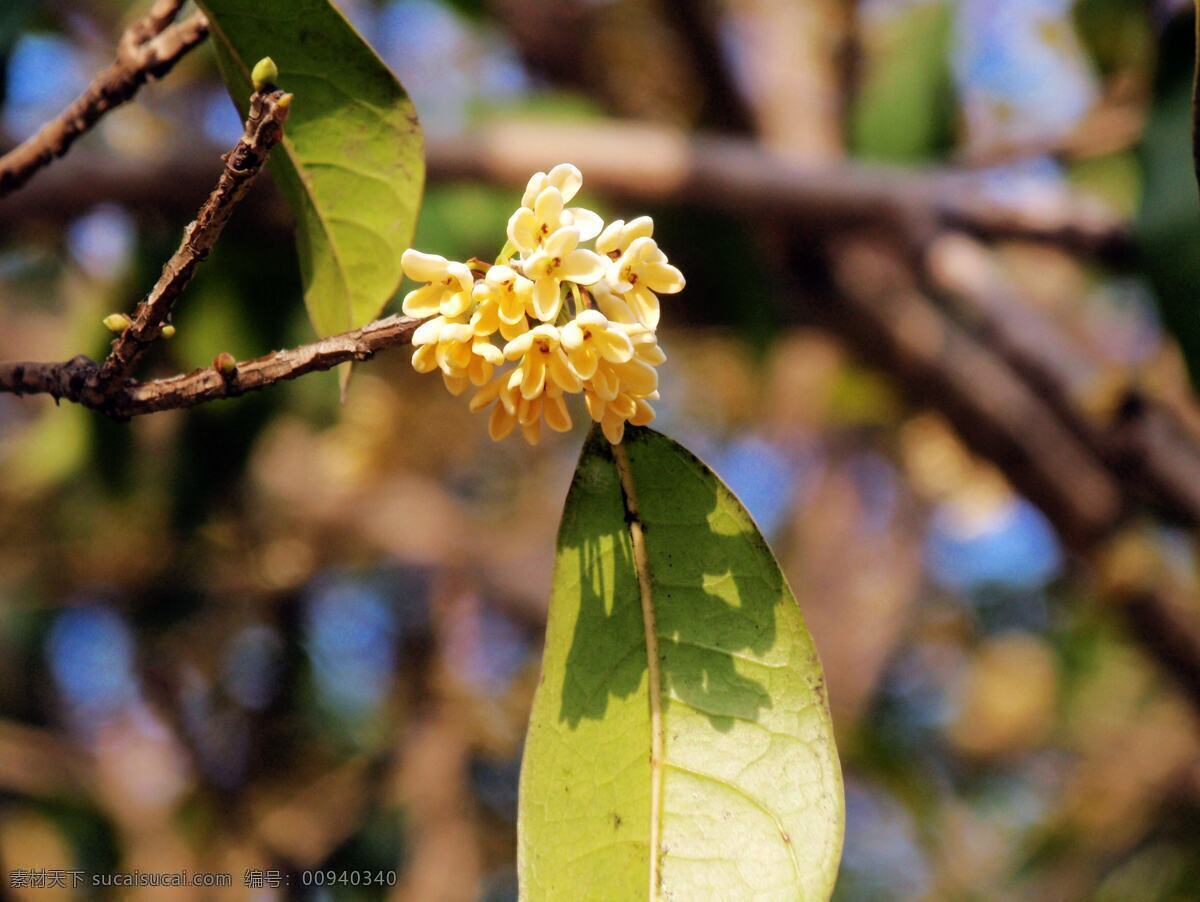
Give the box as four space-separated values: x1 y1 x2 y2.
2 0 1200 899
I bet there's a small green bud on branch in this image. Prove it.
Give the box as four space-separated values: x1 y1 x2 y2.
161 324 176 339
251 56 279 92
213 352 237 377
103 313 132 333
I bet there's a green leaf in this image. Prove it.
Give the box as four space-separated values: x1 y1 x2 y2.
520 427 843 900
1136 15 1200 390
196 0 424 337
850 1 955 163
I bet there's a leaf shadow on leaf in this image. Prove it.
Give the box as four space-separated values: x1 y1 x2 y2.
557 428 774 733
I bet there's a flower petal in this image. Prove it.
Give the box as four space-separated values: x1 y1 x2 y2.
503 331 535 360
442 372 469 396
631 398 656 426
411 343 438 373
626 285 661 329
500 317 529 342
489 402 517 440
507 207 539 255
610 393 637 419
531 277 562 322
596 219 625 256
546 163 583 204
412 315 446 346
516 396 540 426
402 284 445 318
521 419 542 446
591 365 619 401
566 207 603 242
549 348 582 393
592 285 637 324
596 328 634 363
601 412 625 445
545 394 572 432
520 356 547 399
469 356 493 386
643 261 685 294
625 216 654 243
559 249 607 285
561 320 584 351
543 226 580 259
401 249 448 283
568 345 599 380
584 389 605 422
471 303 499 337
473 339 504 366
635 340 667 367
521 171 547 210
446 261 475 294
534 187 564 240
440 288 473 317
469 377 503 412
616 358 658 395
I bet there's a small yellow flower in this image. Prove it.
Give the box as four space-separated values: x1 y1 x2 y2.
503 324 582 400
412 315 503 396
583 324 664 406
560 310 634 380
471 265 533 341
584 387 657 445
521 163 583 208
607 236 685 329
522 227 607 321
401 249 476 318
469 368 521 441
596 216 654 259
516 384 573 445
470 370 572 445
518 163 603 243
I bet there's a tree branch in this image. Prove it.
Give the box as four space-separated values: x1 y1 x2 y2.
0 123 1132 259
425 124 1131 258
98 88 292 389
816 237 1200 712
0 315 419 418
0 0 209 198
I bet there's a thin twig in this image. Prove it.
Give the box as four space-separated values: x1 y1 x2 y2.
0 315 419 418
98 88 292 389
0 0 209 197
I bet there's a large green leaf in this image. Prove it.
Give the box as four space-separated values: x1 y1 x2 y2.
520 427 843 900
196 0 424 337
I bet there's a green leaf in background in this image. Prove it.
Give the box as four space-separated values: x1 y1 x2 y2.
1136 15 1200 391
851 1 956 163
519 427 843 900
195 0 424 338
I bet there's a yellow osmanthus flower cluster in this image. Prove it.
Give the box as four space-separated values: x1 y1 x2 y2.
401 164 684 445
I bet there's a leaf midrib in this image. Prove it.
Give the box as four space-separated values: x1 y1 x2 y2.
612 440 665 901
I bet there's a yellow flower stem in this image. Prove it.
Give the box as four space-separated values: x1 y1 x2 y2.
494 240 515 266
570 281 584 315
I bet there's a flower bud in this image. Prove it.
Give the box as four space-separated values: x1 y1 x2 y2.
213 352 237 376
103 313 131 334
161 324 176 339
251 56 278 91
